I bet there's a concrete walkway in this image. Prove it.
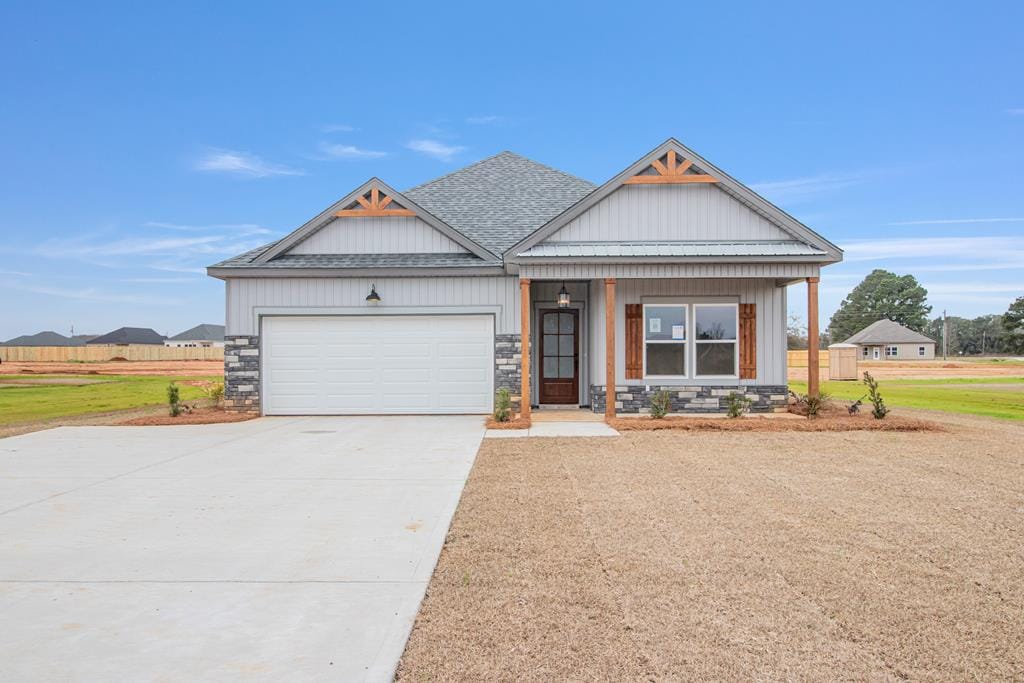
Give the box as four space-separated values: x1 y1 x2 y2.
486 421 620 438
0 416 485 682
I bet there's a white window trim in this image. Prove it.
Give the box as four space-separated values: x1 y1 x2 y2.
886 345 898 357
642 303 688 379
693 303 740 380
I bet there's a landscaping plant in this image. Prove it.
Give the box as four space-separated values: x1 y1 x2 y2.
863 371 889 419
203 380 225 406
650 389 672 419
493 388 512 422
167 382 181 417
725 391 753 418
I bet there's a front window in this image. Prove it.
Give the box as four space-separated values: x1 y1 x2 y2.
642 303 740 379
694 304 738 377
886 345 898 357
862 346 870 358
644 305 687 377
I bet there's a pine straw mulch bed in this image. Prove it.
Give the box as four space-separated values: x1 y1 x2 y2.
610 411 941 433
116 406 258 426
485 415 532 430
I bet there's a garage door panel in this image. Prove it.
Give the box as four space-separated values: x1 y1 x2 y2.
263 315 493 415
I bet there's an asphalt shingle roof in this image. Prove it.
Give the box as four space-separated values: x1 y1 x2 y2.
86 327 166 345
404 151 596 254
843 319 936 345
168 324 225 341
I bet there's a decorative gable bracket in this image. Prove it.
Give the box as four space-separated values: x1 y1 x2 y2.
623 150 718 185
335 186 416 217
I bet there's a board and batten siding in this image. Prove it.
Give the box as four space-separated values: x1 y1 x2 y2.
225 276 519 336
588 278 788 386
288 216 468 254
544 185 793 243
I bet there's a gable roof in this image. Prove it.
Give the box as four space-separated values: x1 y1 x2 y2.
0 331 92 347
253 178 497 264
404 151 596 254
86 327 166 345
505 139 843 261
843 319 936 345
168 324 225 341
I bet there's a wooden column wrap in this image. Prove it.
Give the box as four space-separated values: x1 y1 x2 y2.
604 278 617 419
624 304 643 380
739 303 757 380
519 278 531 418
806 277 820 398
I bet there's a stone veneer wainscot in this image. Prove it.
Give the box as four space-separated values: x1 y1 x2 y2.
224 335 260 412
494 334 523 411
590 384 788 414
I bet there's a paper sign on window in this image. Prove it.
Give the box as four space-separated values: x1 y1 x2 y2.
649 318 661 333
671 325 685 340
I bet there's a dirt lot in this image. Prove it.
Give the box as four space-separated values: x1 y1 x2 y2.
0 360 223 376
790 359 1024 381
397 411 1024 681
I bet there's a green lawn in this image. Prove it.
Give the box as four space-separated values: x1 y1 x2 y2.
790 377 1024 421
0 375 210 425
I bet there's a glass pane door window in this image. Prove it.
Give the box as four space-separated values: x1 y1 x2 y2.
694 304 738 377
542 311 577 379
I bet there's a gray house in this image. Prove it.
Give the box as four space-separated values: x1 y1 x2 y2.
843 319 936 361
209 139 841 416
86 327 165 345
165 324 226 348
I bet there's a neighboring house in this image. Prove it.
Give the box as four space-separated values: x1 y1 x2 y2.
0 331 94 346
165 324 226 348
209 138 842 415
86 327 166 345
843 319 936 361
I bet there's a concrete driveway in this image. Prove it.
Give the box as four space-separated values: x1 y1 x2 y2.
0 416 485 682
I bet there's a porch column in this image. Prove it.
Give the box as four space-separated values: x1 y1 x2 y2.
519 278 531 419
604 278 616 419
807 276 820 398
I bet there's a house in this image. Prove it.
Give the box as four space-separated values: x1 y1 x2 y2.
209 139 841 415
843 319 936 360
86 327 166 345
0 331 94 346
165 324 226 348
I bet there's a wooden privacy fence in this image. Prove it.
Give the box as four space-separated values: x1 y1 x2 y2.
0 345 224 362
787 350 830 367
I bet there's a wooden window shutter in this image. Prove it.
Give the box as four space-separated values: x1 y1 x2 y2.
739 303 756 379
625 304 643 379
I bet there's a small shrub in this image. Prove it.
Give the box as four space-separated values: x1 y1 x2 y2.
725 391 753 418
493 388 512 422
650 390 672 418
789 390 831 418
203 380 225 405
863 371 888 419
167 382 181 417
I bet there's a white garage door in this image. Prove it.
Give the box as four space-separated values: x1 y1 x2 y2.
262 315 494 415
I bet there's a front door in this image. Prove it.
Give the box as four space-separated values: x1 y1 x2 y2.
539 309 579 404
872 347 880 360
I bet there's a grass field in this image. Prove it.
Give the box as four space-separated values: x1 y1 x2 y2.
0 375 210 426
790 376 1024 421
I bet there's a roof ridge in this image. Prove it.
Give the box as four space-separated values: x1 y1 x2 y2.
404 150 596 194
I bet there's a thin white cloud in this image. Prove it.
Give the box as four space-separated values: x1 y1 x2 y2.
4 282 180 306
195 149 304 178
406 139 465 161
119 276 198 284
750 172 868 203
886 217 1024 226
145 221 272 235
316 142 387 160
924 282 1023 294
0 269 31 277
322 123 356 132
466 115 502 125
841 236 1024 263
1006 108 1024 116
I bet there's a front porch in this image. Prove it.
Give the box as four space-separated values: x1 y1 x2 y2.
515 273 821 419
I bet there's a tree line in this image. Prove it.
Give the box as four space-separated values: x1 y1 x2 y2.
787 268 1024 354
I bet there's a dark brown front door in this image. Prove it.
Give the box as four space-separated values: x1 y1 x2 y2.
539 309 579 404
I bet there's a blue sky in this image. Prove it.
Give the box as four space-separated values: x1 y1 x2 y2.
1 1 1022 339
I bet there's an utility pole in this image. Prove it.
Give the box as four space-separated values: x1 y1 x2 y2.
942 309 948 360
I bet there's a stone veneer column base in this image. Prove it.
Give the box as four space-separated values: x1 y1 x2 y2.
494 334 523 412
224 335 260 413
590 384 789 414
